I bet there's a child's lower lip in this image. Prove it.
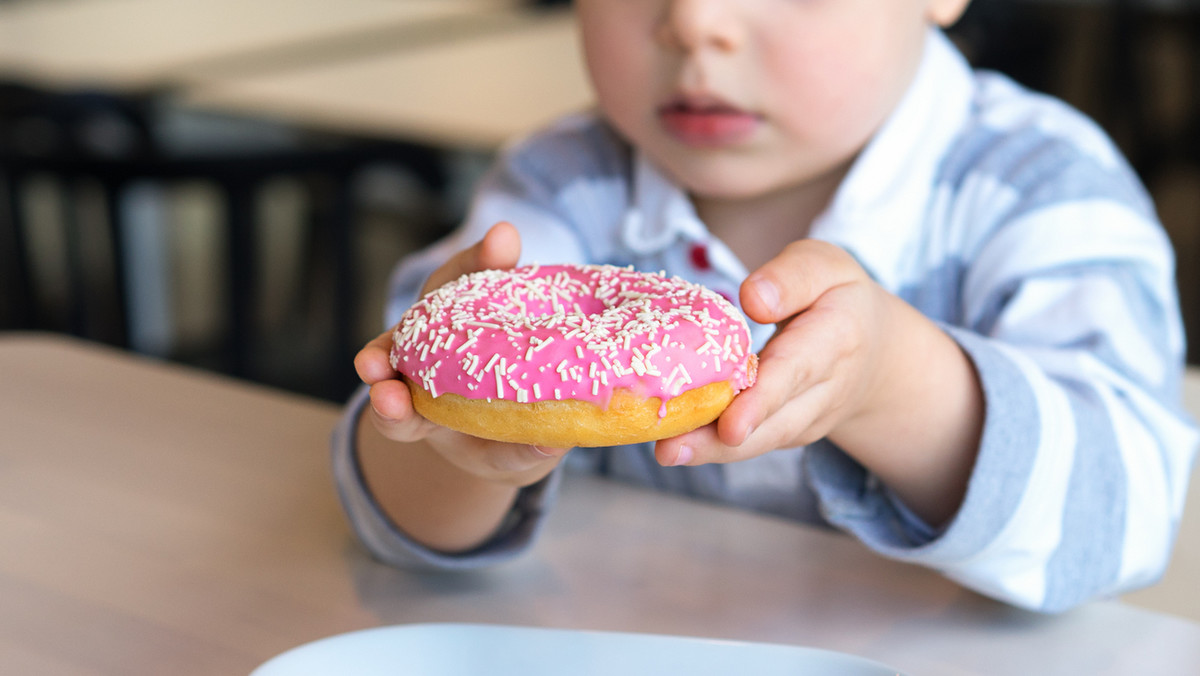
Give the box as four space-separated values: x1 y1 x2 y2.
659 109 760 147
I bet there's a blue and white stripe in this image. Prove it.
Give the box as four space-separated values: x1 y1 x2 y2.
331 28 1197 611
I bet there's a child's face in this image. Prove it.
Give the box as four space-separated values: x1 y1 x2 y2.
576 0 969 203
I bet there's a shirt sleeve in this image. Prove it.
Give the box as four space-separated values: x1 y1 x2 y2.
330 117 618 568
806 192 1199 612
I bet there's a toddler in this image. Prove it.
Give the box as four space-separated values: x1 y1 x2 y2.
335 0 1197 612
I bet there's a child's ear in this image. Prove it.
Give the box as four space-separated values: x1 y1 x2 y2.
926 0 971 27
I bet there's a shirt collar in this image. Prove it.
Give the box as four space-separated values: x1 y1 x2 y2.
620 151 707 254
620 152 752 282
810 28 975 289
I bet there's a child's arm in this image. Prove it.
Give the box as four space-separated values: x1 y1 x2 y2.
660 216 1197 612
351 223 568 554
331 115 630 567
656 239 983 526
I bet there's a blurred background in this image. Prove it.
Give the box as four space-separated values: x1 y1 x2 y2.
1 0 1197 404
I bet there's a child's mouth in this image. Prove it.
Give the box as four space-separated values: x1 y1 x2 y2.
658 100 761 147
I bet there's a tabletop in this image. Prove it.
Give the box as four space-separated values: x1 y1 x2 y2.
0 0 517 90
183 9 593 150
2 333 1199 676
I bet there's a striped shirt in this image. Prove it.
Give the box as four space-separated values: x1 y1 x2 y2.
332 29 1197 612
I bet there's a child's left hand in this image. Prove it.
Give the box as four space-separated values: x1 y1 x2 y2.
655 239 894 465
655 238 983 525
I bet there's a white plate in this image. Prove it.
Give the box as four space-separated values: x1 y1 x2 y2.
251 623 905 676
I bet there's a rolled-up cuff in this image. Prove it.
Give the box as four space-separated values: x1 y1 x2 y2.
805 326 1042 565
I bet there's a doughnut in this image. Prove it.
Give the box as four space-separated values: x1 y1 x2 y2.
389 263 757 448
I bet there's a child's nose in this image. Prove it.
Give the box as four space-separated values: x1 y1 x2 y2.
654 0 744 54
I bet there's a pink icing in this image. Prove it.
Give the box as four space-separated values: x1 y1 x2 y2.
390 263 756 413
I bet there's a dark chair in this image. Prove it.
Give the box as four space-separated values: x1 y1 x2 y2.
0 82 452 400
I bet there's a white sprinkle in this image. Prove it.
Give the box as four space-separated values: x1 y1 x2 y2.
666 365 681 388
495 366 505 398
575 345 585 359
705 335 722 354
454 333 478 354
533 383 541 399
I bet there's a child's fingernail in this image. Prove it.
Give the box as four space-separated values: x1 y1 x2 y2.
749 275 780 314
671 445 694 466
531 445 556 458
741 424 756 446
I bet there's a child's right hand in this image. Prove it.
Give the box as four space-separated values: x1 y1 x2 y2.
353 222 569 488
653 238 983 525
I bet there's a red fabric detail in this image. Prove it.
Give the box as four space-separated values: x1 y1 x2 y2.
689 242 711 270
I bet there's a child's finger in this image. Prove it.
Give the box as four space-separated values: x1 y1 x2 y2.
354 330 399 385
416 423 570 486
736 256 883 430
420 221 522 295
654 418 769 467
460 438 570 478
367 378 439 442
655 422 726 467
713 310 827 446
740 239 860 325
656 395 825 467
714 281 868 447
357 222 522 385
